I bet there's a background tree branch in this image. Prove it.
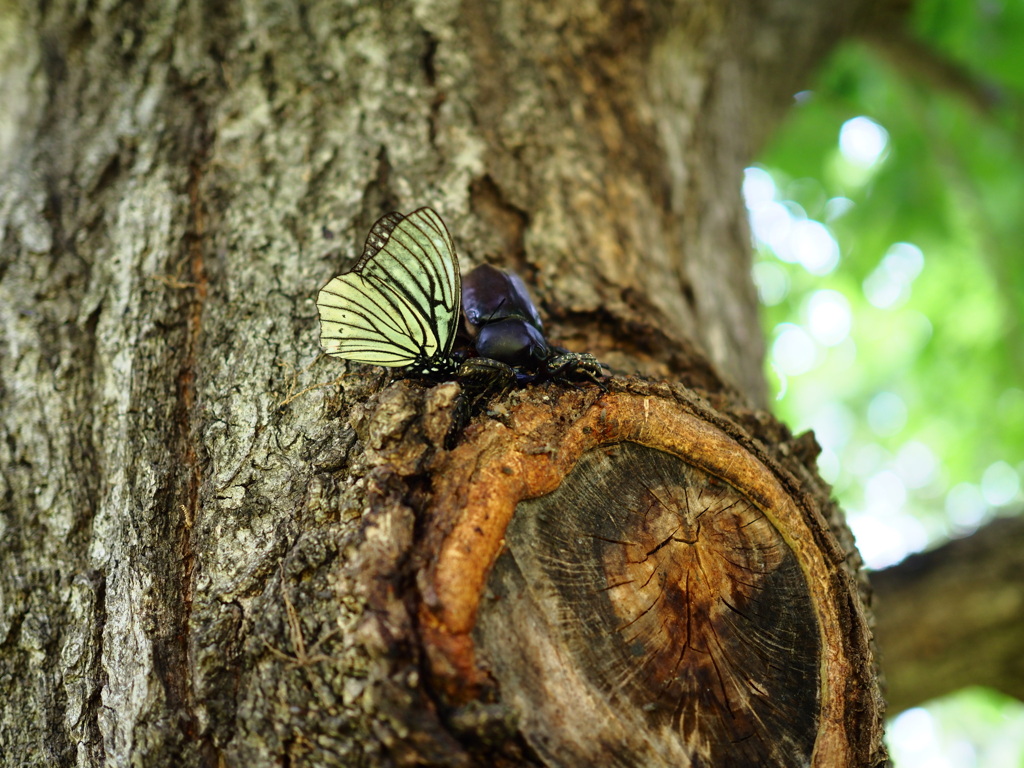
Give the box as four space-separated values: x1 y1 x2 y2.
872 515 1024 714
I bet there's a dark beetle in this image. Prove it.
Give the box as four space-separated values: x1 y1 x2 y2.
462 264 549 369
444 264 605 447
457 264 605 387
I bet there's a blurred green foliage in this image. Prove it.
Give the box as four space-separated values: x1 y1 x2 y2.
752 0 1024 561
751 2 1024 762
888 689 1024 767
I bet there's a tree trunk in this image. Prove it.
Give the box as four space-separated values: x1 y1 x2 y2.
1 1 887 766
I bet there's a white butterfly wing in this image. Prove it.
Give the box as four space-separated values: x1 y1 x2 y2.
318 272 435 365
353 207 461 357
317 207 460 369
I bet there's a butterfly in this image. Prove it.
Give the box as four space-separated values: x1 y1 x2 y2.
317 207 462 378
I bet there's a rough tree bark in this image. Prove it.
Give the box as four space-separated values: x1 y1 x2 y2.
0 1 908 766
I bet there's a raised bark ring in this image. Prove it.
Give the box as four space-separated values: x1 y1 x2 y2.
418 386 861 766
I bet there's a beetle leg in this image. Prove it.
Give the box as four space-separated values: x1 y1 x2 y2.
445 357 519 448
547 351 607 389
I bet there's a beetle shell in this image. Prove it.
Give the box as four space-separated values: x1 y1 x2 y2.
475 319 550 367
462 264 544 335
